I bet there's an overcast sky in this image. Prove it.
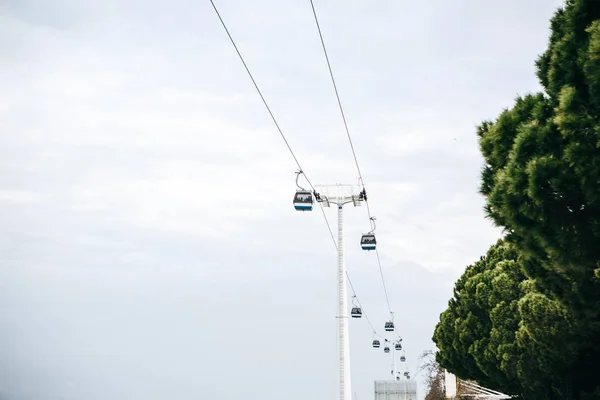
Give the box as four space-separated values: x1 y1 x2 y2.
1 1 563 399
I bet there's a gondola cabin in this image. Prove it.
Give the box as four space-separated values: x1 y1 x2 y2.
384 346 390 354
372 339 380 348
395 343 402 351
360 233 376 250
400 356 406 362
350 307 362 318
384 321 395 332
293 190 313 211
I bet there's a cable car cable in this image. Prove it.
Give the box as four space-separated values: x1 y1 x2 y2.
308 0 395 320
347 272 378 335
307 0 373 220
208 0 339 251
209 0 313 188
307 3 404 339
376 249 392 314
210 0 389 344
328 226 380 337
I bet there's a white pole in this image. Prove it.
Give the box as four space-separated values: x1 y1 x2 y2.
338 203 351 400
392 343 397 380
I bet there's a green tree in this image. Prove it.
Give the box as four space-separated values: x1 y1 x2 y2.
433 240 577 398
477 0 600 394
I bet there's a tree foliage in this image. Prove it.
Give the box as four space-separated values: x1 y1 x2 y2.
479 0 600 306
433 0 600 397
433 240 578 398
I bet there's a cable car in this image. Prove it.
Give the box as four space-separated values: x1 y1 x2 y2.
384 321 395 332
403 372 409 378
350 307 362 318
361 217 377 250
400 356 406 362
360 233 376 250
293 170 313 211
293 190 313 211
372 339 380 348
395 343 402 351
384 346 390 353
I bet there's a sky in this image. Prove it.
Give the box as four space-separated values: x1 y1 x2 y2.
0 0 564 399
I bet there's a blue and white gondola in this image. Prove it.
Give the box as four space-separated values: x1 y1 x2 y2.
293 190 313 211
360 233 376 250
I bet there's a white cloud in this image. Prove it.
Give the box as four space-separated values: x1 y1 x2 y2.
0 189 47 204
0 0 563 399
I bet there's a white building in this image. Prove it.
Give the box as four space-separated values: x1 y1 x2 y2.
374 380 417 400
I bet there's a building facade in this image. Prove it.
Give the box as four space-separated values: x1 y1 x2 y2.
374 380 417 400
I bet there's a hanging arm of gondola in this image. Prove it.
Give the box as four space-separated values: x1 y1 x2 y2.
369 216 376 233
295 169 305 191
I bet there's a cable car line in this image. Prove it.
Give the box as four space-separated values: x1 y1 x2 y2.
210 0 398 358
321 209 338 248
209 0 311 188
376 250 392 314
308 0 396 327
307 0 371 219
208 0 340 255
326 211 383 340
347 272 378 336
